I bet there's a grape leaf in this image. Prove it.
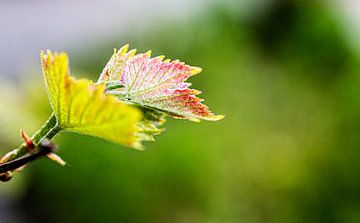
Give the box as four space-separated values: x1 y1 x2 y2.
98 44 224 122
136 107 166 142
41 50 144 149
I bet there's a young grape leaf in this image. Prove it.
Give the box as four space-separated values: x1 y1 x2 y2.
41 50 144 149
98 44 224 122
136 107 166 142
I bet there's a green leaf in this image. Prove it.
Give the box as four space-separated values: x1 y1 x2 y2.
41 50 144 149
136 107 166 142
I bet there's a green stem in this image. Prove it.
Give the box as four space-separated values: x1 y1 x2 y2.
32 113 59 144
0 113 61 163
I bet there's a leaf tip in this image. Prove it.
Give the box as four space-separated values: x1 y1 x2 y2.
212 114 225 121
131 142 145 151
118 44 130 54
191 66 203 75
145 50 152 57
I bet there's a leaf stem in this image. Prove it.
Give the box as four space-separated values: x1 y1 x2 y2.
0 113 61 165
0 140 57 174
31 113 59 144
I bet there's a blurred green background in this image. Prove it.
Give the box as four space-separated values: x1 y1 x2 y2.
1 0 360 222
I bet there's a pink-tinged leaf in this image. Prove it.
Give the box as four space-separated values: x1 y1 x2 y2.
98 45 224 122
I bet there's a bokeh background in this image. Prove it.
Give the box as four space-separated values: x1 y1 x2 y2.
1 0 360 222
